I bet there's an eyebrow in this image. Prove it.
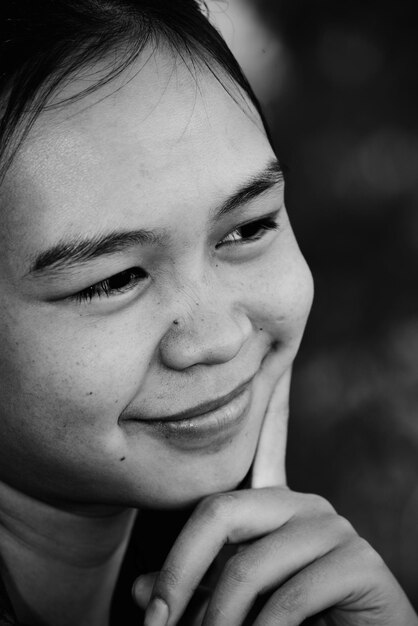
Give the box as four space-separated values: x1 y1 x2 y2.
28 157 284 276
215 157 284 218
28 229 168 275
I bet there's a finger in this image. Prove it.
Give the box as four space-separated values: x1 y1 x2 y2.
201 509 353 626
252 539 412 626
133 572 157 608
133 573 212 626
251 367 291 489
144 487 301 626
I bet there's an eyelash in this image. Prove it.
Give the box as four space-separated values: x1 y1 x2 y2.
216 214 279 248
72 214 279 303
72 268 148 303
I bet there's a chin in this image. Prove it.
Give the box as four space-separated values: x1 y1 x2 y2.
129 455 254 511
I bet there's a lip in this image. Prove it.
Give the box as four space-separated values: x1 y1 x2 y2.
131 377 255 449
142 376 255 423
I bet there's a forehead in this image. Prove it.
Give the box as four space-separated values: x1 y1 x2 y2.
0 48 273 259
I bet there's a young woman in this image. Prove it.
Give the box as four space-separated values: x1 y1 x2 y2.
0 2 416 625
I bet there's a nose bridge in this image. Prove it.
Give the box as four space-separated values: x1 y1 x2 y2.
168 260 224 318
159 269 251 370
179 271 222 322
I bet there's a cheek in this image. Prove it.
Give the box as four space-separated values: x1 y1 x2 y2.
243 237 314 350
0 302 166 501
272 255 314 342
0 303 160 436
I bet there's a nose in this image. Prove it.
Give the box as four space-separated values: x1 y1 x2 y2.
159 282 252 370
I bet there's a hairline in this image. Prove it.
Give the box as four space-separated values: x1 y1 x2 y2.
0 17 266 184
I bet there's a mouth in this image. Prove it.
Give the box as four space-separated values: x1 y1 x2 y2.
128 376 255 450
149 376 255 422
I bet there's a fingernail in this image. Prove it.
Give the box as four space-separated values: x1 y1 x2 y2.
144 597 169 626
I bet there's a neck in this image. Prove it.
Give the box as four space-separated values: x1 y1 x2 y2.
0 481 138 626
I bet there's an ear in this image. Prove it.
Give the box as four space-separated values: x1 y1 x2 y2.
250 367 292 488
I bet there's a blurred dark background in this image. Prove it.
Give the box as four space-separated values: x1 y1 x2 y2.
213 0 418 610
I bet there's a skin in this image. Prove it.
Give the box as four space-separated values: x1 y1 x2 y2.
0 46 415 626
134 381 418 626
0 50 310 510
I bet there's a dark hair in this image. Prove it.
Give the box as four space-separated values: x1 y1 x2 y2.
0 0 265 182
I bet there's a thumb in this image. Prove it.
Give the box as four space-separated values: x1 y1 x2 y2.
132 572 157 608
133 571 211 625
251 366 291 488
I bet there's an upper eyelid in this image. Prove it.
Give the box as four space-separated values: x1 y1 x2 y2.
221 207 282 233
69 269 148 302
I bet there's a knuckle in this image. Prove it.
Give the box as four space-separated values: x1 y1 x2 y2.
333 514 356 538
205 604 229 623
270 583 306 619
223 553 252 585
308 493 336 515
296 491 336 516
354 537 386 570
154 566 182 597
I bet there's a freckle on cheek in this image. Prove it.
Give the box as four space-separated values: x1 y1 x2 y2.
120 457 126 462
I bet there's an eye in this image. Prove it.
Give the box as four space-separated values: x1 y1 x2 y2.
216 214 279 248
70 267 148 303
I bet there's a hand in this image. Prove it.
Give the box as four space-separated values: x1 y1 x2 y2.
132 370 418 626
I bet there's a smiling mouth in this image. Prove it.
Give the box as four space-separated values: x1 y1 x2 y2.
137 376 255 424
126 376 256 449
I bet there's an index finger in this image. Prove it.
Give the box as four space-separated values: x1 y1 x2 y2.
251 366 291 488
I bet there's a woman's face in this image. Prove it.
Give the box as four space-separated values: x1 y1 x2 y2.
0 49 313 510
